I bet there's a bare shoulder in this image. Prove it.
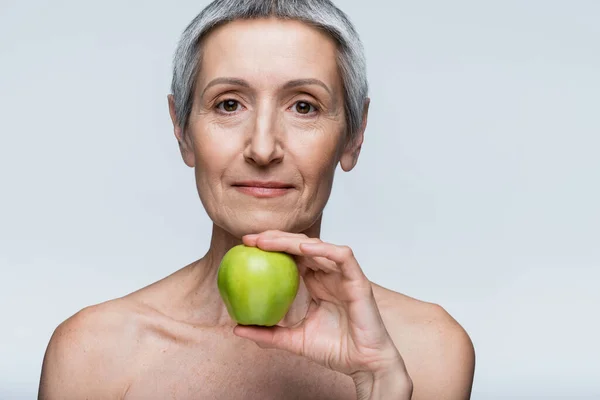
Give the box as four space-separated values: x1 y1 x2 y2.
38 298 146 400
371 283 476 400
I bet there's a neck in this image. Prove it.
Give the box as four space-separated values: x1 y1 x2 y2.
174 217 323 326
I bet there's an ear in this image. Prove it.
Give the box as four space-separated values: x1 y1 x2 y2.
340 97 370 172
168 94 195 168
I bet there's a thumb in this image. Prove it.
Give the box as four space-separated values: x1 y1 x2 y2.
233 325 303 355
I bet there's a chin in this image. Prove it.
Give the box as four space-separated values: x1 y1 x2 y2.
217 210 317 238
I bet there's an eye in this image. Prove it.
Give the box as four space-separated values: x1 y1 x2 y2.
217 99 240 113
293 101 317 115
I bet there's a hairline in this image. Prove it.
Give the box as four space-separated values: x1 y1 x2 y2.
171 1 368 142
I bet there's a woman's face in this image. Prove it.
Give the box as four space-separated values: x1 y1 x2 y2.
169 18 365 237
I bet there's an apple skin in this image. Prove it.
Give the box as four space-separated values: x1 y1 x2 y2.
217 244 299 326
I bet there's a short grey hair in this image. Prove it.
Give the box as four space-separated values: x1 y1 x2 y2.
170 0 368 141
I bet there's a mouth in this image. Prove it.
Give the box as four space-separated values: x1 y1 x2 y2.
232 181 295 198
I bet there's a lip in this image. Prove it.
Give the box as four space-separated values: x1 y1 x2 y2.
232 181 295 198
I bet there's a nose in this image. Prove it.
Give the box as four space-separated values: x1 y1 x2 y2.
243 106 284 167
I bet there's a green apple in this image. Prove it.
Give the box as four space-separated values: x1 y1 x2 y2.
217 244 299 326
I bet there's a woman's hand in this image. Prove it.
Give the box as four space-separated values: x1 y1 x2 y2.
234 230 413 399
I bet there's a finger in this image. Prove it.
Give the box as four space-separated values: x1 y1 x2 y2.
242 230 305 247
259 230 302 238
302 269 341 304
252 230 304 240
242 235 258 247
254 235 321 256
253 237 341 274
299 243 366 281
242 235 340 274
233 324 303 355
302 255 339 274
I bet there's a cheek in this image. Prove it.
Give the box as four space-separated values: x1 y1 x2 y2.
291 133 341 183
191 128 241 178
195 141 226 172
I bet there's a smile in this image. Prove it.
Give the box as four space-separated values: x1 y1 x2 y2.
232 181 295 198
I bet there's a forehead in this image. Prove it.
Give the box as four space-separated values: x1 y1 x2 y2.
197 17 341 89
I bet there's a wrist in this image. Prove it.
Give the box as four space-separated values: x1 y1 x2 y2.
351 357 413 400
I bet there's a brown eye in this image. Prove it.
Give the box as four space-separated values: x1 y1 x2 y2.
219 100 239 112
295 101 314 114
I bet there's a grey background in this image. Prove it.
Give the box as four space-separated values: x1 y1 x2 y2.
1 0 599 398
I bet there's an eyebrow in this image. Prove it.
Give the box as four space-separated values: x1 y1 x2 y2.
282 79 332 95
201 77 251 97
201 77 332 97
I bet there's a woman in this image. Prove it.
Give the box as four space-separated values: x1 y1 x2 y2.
39 0 475 399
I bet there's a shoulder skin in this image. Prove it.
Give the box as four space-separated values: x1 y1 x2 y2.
373 283 476 400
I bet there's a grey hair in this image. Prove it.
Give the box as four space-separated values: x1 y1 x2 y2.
170 0 368 141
